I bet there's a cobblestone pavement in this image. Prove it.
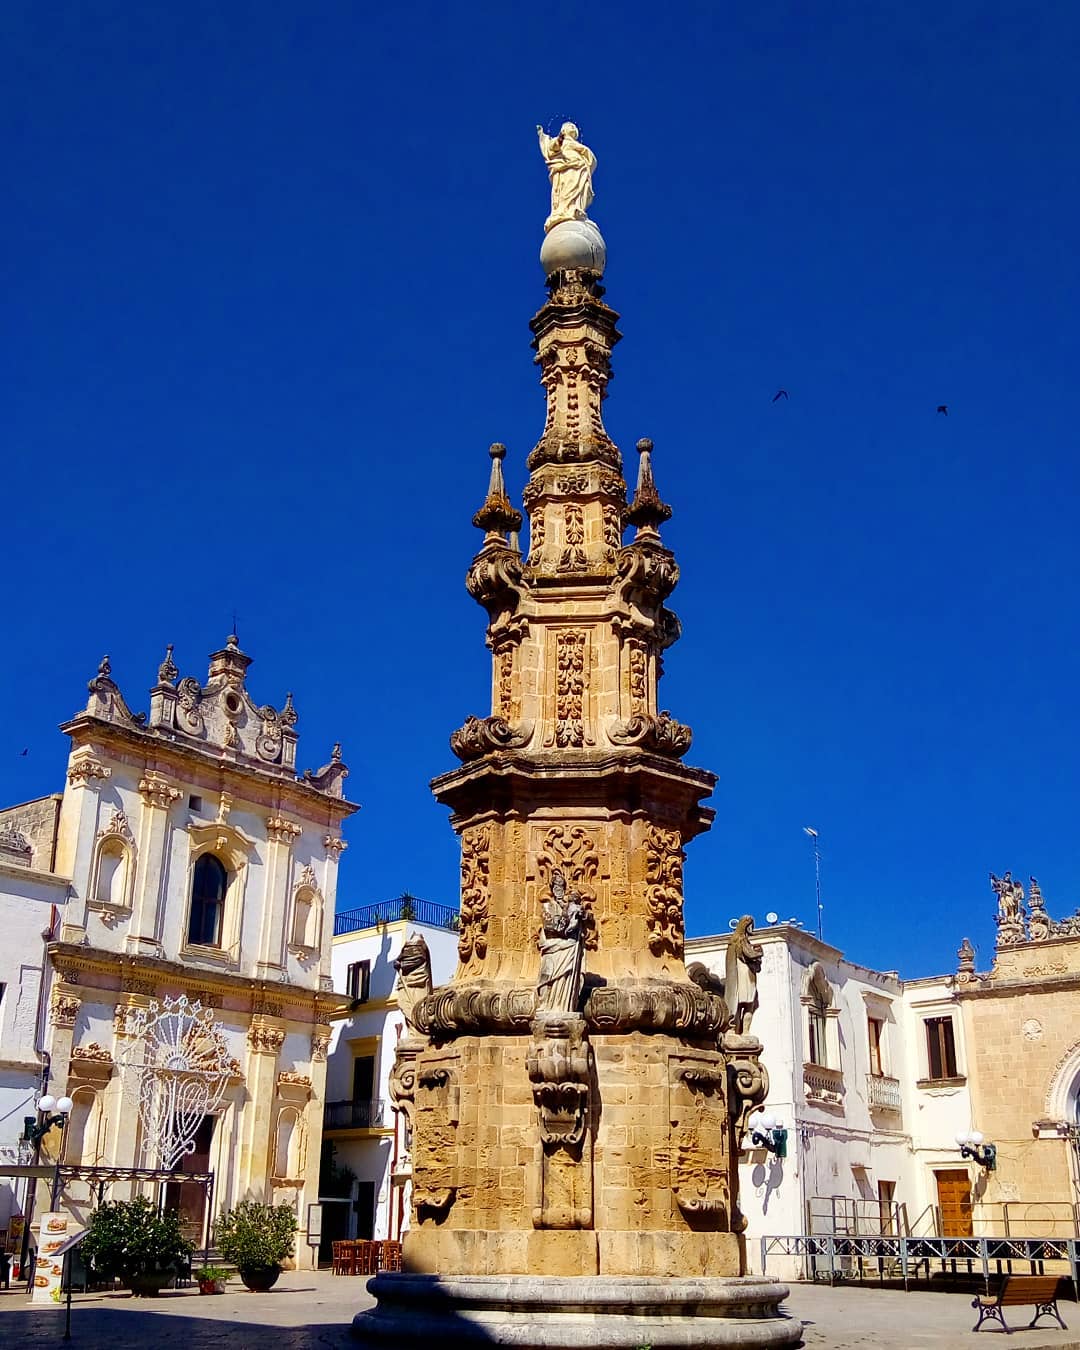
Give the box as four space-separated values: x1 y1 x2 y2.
0 1270 1077 1348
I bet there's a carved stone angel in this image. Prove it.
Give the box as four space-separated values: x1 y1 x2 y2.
393 932 432 1033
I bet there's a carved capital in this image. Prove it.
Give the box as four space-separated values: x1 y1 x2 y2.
266 816 302 846
310 1025 331 1062
67 751 112 785
323 835 348 858
247 1017 286 1055
138 772 182 810
50 991 81 1030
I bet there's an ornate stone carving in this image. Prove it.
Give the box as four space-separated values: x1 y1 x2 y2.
71 1041 112 1065
628 645 647 714
1027 877 1052 940
247 1020 286 1055
457 824 491 965
323 834 348 858
726 916 763 1037
585 980 728 1039
610 710 692 758
538 826 598 951
266 816 302 845
50 991 80 1029
450 714 530 762
416 983 537 1038
98 809 134 843
389 1036 422 1130
176 677 204 734
256 706 284 763
157 644 179 686
310 1027 330 1062
643 825 685 959
528 1014 591 1149
613 544 680 642
138 772 182 810
394 932 433 1033
557 504 587 572
668 1049 732 1226
955 936 978 984
277 1070 312 1089
602 501 623 556
412 1051 459 1221
1050 909 1080 938
554 631 587 747
67 751 112 785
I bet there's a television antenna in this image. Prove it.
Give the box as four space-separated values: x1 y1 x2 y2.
803 827 823 942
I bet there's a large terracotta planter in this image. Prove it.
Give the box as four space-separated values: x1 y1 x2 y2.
238 1263 281 1292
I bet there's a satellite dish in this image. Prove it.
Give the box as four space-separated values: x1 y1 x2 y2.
765 912 779 925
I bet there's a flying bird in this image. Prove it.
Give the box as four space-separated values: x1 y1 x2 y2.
19 748 28 756
937 405 948 416
772 389 789 403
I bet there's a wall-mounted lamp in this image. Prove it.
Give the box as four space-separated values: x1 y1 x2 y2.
956 1130 996 1170
23 1093 73 1148
747 1110 788 1159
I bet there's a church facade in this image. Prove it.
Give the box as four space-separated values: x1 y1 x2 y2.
0 636 355 1267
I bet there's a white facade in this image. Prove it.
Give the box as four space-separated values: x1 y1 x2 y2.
323 904 459 1250
0 811 70 1235
687 925 971 1279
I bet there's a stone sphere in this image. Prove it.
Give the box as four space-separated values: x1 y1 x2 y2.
540 219 607 278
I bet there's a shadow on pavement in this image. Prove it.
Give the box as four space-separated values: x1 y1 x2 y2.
0 1306 358 1349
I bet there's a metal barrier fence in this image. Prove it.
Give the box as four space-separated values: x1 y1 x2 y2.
762 1233 1080 1292
807 1194 1080 1239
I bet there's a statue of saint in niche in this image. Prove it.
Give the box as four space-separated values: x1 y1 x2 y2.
537 122 597 233
536 870 586 1014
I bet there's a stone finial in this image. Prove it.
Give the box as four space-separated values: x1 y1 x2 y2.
97 655 112 679
281 691 298 727
472 443 523 541
157 644 179 686
626 438 673 537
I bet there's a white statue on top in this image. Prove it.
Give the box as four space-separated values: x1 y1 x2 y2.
537 122 597 233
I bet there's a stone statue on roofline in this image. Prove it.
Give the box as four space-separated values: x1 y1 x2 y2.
990 870 1027 947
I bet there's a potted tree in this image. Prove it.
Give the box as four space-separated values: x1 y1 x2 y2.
81 1196 193 1297
215 1202 297 1292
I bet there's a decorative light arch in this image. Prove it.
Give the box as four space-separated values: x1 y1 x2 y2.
117 995 235 1170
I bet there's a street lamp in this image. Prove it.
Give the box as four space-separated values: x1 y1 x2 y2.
956 1130 997 1170
23 1094 73 1148
747 1110 788 1159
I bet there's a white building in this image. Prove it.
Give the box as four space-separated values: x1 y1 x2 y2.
687 923 971 1279
322 895 459 1257
0 795 69 1238
0 638 356 1267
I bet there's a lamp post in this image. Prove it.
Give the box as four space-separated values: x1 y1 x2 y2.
747 1110 788 1159
956 1129 997 1170
19 1091 73 1277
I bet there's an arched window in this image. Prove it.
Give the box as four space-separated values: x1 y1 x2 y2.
189 855 228 947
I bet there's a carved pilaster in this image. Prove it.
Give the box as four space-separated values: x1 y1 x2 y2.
643 824 685 960
457 824 491 969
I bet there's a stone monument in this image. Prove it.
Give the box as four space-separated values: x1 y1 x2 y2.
354 124 798 1348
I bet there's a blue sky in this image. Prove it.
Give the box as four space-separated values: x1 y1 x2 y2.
4 2 1077 977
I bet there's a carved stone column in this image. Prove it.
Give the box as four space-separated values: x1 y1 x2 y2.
239 1015 286 1197
255 816 301 978
126 772 182 955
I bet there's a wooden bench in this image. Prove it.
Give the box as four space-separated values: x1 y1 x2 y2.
971 1274 1068 1333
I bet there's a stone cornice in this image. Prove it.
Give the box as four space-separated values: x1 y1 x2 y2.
59 715 358 821
0 860 71 889
46 941 351 1021
956 971 1080 998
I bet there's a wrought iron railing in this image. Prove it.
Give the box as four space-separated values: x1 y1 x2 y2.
333 897 460 936
865 1073 902 1112
323 1099 386 1130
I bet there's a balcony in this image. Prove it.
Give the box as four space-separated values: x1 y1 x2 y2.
803 1062 845 1108
334 897 460 936
323 1099 387 1131
866 1072 902 1113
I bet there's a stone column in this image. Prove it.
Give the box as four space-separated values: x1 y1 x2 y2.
126 772 181 955
239 1016 286 1198
255 817 301 978
297 1023 331 1270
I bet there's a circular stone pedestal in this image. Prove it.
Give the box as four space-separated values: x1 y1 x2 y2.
352 1273 801 1348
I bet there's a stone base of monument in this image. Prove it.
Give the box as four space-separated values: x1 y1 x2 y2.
352 1273 801 1347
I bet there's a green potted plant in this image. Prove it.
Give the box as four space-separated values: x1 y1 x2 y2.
195 1263 230 1294
215 1202 297 1292
81 1196 193 1297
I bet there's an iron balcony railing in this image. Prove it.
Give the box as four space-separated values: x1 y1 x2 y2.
323 1099 386 1130
866 1073 903 1112
333 897 460 936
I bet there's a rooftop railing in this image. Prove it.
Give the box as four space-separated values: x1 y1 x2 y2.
333 897 460 936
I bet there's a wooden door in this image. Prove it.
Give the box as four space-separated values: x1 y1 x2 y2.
934 1168 973 1236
